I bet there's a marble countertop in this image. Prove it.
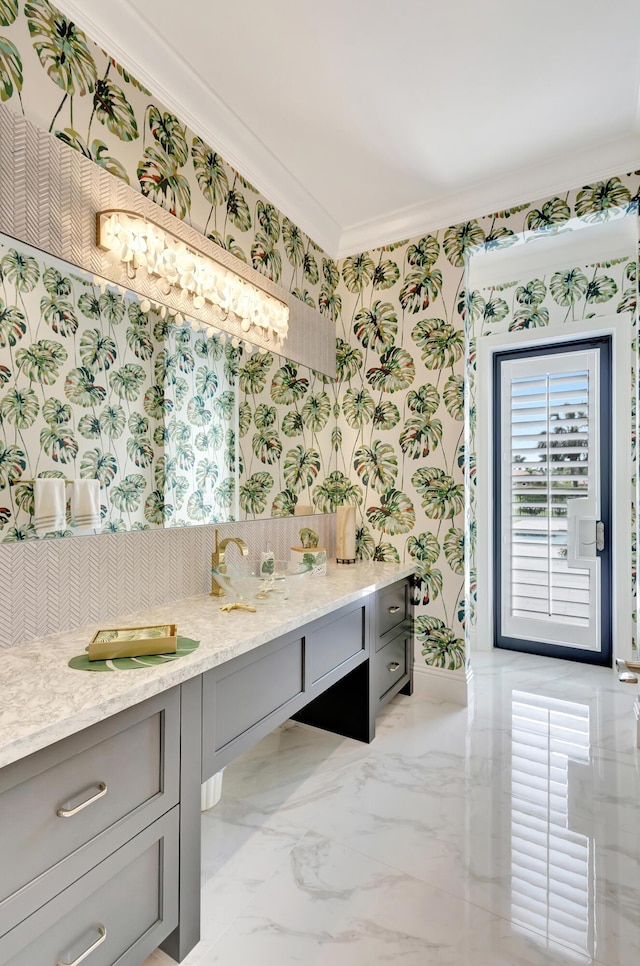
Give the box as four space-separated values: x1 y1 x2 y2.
0 561 414 769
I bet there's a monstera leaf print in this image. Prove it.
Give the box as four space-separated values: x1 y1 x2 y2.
331 426 342 452
549 269 589 307
79 328 117 371
270 488 297 517
0 441 26 485
282 218 305 268
77 292 100 319
0 1 17 25
412 467 464 519
355 525 375 560
322 258 340 292
239 352 273 394
366 347 415 392
91 76 138 140
1 249 39 292
0 364 9 385
415 616 464 670
353 301 397 352
138 143 191 220
252 431 282 465
40 426 78 463
64 367 106 407
443 221 485 267
407 235 440 268
144 385 171 419
458 289 484 324
128 413 148 436
407 531 440 567
110 363 145 401
99 291 126 324
253 404 276 430
186 491 212 523
372 542 400 563
353 441 398 492
281 411 304 437
336 339 363 382
41 397 70 425
481 294 509 327
195 459 219 490
251 232 282 282
271 363 308 404
291 287 315 307
41 267 72 295
0 387 39 428
41 296 77 337
191 136 229 205
302 252 319 286
618 287 636 314
342 253 375 294
372 259 399 291
256 201 280 242
525 197 571 232
484 227 517 251
313 471 362 512
515 278 547 305
319 287 342 322
195 367 219 399
510 306 550 331
0 35 21 102
342 387 375 428
110 474 146 512
399 416 443 459
0 302 26 346
26 0 97 95
399 267 443 313
443 375 464 421
443 527 465 575
147 106 188 164
372 401 400 430
225 188 251 232
144 490 173 525
366 488 415 535
100 405 126 439
283 445 320 492
302 392 331 432
411 319 463 369
419 567 443 604
187 395 213 427
239 472 273 515
575 178 631 222
585 275 617 303
407 384 440 415
55 129 130 182
16 339 67 384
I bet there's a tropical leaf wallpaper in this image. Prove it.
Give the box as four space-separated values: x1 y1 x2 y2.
0 1 638 674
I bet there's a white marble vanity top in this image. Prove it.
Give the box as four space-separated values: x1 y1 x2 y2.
0 561 413 769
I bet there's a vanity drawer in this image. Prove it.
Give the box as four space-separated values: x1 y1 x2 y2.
376 631 409 702
0 808 178 966
307 601 366 685
376 581 408 645
0 688 179 935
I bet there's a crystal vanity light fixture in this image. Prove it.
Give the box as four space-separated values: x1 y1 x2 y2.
96 209 289 349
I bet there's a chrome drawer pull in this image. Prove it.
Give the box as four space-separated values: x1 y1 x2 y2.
387 661 401 672
57 782 107 818
57 925 106 966
388 605 401 614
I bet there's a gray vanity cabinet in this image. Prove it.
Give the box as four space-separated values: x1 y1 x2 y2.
0 689 181 965
373 579 413 709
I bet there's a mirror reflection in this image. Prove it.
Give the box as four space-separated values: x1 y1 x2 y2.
0 234 331 541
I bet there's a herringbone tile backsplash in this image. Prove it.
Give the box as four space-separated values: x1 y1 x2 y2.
0 518 335 648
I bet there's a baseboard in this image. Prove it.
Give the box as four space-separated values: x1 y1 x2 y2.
412 663 471 706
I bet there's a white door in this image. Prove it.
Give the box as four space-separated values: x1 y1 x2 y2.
495 339 611 665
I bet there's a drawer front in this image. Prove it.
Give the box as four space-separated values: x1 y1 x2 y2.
308 604 365 684
376 581 408 645
376 633 409 701
0 689 179 925
1 808 178 966
206 635 304 752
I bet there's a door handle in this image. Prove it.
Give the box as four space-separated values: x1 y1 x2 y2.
596 521 605 552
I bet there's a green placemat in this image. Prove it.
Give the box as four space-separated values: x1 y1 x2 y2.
68 636 200 672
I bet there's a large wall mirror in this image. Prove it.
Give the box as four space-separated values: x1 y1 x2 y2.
0 234 334 541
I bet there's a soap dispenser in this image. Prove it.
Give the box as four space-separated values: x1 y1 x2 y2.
260 544 275 576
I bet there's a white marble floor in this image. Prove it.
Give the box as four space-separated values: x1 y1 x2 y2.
145 649 640 965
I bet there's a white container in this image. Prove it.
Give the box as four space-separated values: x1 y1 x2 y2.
201 769 225 810
291 546 327 576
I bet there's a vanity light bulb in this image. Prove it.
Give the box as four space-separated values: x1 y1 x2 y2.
193 295 205 309
244 341 253 354
231 336 240 349
140 298 151 313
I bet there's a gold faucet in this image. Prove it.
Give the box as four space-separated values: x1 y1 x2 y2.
210 530 248 597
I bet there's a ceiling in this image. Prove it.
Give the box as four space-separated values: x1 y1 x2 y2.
58 0 640 258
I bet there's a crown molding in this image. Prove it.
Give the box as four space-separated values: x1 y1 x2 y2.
336 132 640 258
54 0 342 257
53 1 640 263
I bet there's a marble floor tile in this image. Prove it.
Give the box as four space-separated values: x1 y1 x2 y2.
148 649 638 966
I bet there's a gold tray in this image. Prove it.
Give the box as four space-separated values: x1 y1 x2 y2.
88 624 177 661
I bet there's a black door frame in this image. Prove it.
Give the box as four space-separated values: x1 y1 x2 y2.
492 336 612 667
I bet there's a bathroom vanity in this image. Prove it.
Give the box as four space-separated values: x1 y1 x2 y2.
0 562 413 965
